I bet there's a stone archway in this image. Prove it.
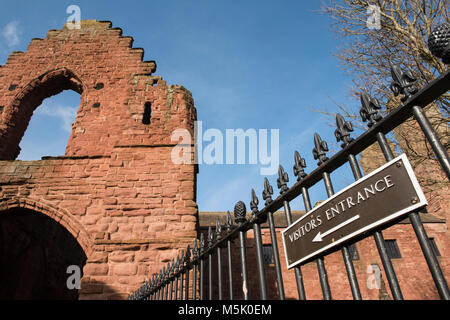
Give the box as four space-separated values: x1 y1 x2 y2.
0 206 87 299
0 68 84 160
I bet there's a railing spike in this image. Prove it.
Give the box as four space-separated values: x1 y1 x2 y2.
293 151 307 182
207 226 213 248
277 165 289 194
335 114 354 149
250 188 259 214
225 211 233 234
200 232 205 254
216 218 222 240
262 177 274 206
185 245 191 266
389 63 418 102
180 249 185 267
312 133 329 166
360 91 383 128
170 259 175 277
193 239 198 260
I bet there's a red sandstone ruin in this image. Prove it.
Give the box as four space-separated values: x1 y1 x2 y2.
0 20 198 299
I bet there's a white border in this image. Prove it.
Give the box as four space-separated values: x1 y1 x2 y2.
281 154 427 269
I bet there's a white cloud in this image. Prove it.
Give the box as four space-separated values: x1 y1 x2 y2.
37 103 78 133
2 21 21 47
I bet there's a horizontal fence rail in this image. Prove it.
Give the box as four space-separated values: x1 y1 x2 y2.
129 24 450 301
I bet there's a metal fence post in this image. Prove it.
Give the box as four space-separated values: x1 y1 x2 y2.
192 240 198 300
185 245 191 300
179 250 185 300
216 219 223 300
250 189 268 300
262 178 285 300
199 233 205 300
277 165 308 300
225 212 234 300
234 201 250 300
207 227 213 300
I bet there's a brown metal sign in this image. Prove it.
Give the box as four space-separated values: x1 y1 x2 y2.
282 154 427 269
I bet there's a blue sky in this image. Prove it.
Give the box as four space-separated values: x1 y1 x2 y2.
0 0 366 212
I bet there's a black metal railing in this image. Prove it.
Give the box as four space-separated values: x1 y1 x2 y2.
129 23 450 301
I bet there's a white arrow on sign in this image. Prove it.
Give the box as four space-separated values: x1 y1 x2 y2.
312 215 360 243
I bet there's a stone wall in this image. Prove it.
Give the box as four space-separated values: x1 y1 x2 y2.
0 20 198 299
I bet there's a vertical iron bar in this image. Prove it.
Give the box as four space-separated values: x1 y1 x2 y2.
162 277 167 300
300 189 332 300
192 241 198 300
238 230 250 300
375 132 405 300
282 200 307 300
253 222 268 300
208 255 213 300
411 105 450 180
376 132 395 161
192 264 197 300
185 246 191 300
322 172 362 300
234 201 250 300
217 245 223 300
227 238 234 300
157 283 161 300
267 210 285 300
174 275 179 300
163 282 167 300
199 258 204 300
208 253 213 300
216 220 223 300
208 227 213 300
185 269 190 300
169 278 173 300
199 233 205 300
250 189 268 300
179 272 184 300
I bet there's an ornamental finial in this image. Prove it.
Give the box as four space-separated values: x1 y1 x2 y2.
199 233 205 254
312 133 329 166
216 218 222 240
334 114 354 148
277 165 289 194
390 63 418 102
428 22 450 64
262 177 273 206
293 151 307 181
234 201 247 225
185 245 191 267
225 211 233 233
360 91 383 128
250 188 259 214
193 240 198 260
207 227 213 248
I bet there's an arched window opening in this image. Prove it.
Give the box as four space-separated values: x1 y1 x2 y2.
0 68 84 161
17 90 81 160
142 102 152 125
